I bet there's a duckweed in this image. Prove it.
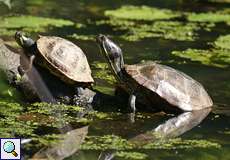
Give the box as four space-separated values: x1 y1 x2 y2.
0 100 37 137
69 34 95 41
172 34 230 68
91 61 116 84
187 12 230 23
105 5 181 21
98 14 203 41
81 135 133 150
172 49 230 68
142 138 221 149
115 151 148 160
120 21 200 41
213 34 230 49
0 15 74 35
81 135 221 150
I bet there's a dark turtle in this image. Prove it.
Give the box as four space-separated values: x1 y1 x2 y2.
15 31 94 95
96 35 213 113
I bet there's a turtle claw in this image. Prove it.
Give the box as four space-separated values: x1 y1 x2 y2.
129 113 135 123
17 66 26 77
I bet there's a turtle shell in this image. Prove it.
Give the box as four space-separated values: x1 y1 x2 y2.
36 36 94 84
124 61 213 111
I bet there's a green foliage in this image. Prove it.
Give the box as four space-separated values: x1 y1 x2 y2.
105 5 181 21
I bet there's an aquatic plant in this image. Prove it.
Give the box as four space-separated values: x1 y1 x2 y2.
172 34 230 68
91 61 116 85
121 21 200 41
213 34 230 49
81 135 133 150
115 151 148 160
172 49 230 68
69 34 95 41
105 5 181 21
81 135 221 150
0 15 74 35
187 11 230 23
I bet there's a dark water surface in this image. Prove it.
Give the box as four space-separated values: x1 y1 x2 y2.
0 0 230 159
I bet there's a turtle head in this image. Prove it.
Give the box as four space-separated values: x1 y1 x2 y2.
96 34 124 82
15 31 35 49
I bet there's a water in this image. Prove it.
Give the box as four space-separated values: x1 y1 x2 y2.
0 0 229 159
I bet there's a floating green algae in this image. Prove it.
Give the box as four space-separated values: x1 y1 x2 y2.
0 100 37 137
27 102 88 128
115 151 148 160
81 135 221 150
142 138 221 150
172 49 230 68
69 34 95 41
172 34 230 68
0 15 74 28
213 34 230 49
0 15 74 35
105 5 181 21
121 21 200 41
91 61 116 85
91 61 116 94
187 12 230 23
97 17 202 41
81 135 133 150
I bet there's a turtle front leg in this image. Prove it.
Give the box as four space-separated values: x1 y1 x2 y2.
75 87 84 97
18 55 35 77
129 92 136 123
129 93 136 113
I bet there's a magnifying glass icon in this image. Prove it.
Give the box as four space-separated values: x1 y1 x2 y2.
3 141 18 157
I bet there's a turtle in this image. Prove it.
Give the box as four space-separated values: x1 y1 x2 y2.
15 31 94 96
96 34 213 114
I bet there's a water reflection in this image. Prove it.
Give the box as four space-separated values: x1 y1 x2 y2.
32 126 88 160
98 108 211 160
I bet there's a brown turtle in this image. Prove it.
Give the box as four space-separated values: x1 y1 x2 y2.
96 35 213 113
15 31 94 95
